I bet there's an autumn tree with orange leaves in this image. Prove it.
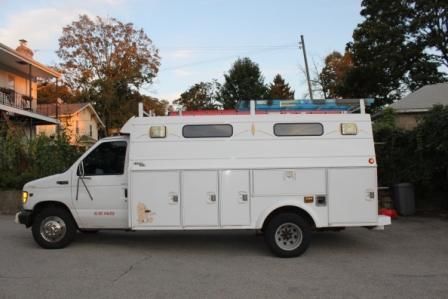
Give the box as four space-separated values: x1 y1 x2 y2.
57 15 161 131
319 51 355 99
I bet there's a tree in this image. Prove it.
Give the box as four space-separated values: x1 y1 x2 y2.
37 81 75 104
267 74 294 99
57 14 160 130
319 51 355 99
415 105 448 191
143 97 169 116
219 58 267 109
345 0 446 108
107 92 168 126
411 0 448 68
173 80 221 110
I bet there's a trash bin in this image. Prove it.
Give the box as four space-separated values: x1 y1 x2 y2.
393 183 415 216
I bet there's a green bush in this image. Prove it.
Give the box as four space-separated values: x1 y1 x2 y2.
374 105 448 205
0 128 81 190
414 105 448 192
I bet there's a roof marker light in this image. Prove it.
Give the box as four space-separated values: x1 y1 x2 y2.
341 123 358 135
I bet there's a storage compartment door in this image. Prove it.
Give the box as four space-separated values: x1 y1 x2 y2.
182 171 218 227
130 171 180 228
328 168 377 225
221 170 250 226
253 169 326 196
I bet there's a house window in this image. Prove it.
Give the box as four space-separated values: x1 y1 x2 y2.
274 123 323 136
89 125 93 137
76 121 79 134
182 124 233 138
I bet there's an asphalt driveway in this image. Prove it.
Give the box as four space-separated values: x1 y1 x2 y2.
0 215 447 298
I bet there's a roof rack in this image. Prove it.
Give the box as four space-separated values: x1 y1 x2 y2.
236 99 373 113
145 99 374 117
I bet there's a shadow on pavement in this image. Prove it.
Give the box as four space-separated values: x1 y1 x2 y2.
67 229 374 256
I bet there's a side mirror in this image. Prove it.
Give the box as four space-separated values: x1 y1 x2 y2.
77 161 85 177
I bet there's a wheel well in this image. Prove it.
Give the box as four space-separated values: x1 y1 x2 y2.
33 201 78 228
262 206 316 231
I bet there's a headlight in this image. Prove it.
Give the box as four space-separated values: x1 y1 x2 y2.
22 191 28 205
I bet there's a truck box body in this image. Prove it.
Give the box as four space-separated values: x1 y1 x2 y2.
121 113 378 230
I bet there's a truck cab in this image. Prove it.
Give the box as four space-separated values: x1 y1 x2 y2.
18 136 129 247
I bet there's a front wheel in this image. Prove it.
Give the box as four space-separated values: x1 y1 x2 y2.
264 213 311 257
32 207 77 249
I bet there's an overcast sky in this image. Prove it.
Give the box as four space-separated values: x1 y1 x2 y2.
0 0 363 102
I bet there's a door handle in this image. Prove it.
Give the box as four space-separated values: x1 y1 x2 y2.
208 193 216 203
240 192 248 203
81 176 92 180
169 193 179 204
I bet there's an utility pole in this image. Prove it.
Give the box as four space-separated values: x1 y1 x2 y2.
299 35 313 99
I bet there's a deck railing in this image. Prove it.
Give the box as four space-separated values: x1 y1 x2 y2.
0 87 33 111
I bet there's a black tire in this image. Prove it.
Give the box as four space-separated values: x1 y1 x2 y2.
264 213 311 257
31 207 77 249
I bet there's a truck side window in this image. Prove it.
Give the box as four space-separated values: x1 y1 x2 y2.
274 123 323 136
82 141 127 176
182 124 233 138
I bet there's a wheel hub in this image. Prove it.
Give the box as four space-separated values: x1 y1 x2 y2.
40 216 66 243
275 222 303 251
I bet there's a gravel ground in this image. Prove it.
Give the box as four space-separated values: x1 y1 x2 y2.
1 215 448 298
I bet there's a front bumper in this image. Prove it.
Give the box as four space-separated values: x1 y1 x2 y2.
15 210 33 227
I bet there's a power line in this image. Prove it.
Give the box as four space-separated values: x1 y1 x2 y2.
159 43 297 51
31 42 301 74
34 43 297 54
159 45 298 72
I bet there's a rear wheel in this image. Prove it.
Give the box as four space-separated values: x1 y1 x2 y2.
264 213 311 257
32 207 76 249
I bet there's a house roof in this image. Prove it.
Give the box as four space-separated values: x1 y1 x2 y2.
37 103 89 116
37 103 105 128
389 83 448 112
0 42 61 79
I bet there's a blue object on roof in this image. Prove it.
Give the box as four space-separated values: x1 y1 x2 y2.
236 99 374 112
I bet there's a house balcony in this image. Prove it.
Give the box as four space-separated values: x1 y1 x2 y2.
0 86 58 125
0 42 61 128
0 87 33 111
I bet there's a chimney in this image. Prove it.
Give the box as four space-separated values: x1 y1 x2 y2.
16 39 34 59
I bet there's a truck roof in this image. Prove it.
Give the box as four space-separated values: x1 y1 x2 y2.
121 113 372 134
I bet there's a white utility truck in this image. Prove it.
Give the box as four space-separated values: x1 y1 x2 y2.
16 100 390 257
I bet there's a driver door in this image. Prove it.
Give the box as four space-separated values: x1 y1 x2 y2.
72 140 129 228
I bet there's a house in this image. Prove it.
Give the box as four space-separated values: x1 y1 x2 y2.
388 83 448 130
36 102 105 147
0 40 60 137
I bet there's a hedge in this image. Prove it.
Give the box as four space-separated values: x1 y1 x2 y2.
0 127 81 190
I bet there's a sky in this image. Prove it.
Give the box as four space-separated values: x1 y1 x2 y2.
0 0 363 102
